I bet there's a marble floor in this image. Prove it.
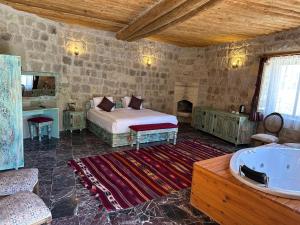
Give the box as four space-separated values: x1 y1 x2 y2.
24 124 240 225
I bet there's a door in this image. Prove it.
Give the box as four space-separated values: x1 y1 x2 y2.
0 55 24 170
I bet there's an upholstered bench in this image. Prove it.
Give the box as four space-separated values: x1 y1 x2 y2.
0 191 52 225
129 123 178 150
0 168 39 197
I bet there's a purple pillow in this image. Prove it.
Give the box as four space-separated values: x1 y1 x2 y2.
97 97 115 112
128 95 143 110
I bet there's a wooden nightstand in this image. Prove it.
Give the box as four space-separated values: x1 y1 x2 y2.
63 110 86 133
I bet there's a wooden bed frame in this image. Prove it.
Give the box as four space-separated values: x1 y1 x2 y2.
190 154 300 225
86 102 175 147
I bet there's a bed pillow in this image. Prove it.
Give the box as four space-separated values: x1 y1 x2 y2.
122 96 143 109
128 95 144 110
93 97 113 111
121 96 131 108
97 97 115 112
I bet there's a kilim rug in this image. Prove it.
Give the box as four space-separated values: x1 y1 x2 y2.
68 140 228 211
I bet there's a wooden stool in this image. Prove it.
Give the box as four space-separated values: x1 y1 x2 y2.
28 117 53 142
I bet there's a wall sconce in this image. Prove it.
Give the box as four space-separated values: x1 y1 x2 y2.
231 57 242 68
66 39 86 56
74 47 79 56
230 48 246 69
142 55 154 67
230 56 245 69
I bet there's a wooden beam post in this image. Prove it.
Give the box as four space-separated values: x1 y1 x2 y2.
116 0 221 41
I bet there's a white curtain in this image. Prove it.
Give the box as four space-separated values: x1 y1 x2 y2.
258 55 300 130
21 75 33 91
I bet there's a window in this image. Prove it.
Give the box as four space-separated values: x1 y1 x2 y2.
258 55 300 130
21 75 33 91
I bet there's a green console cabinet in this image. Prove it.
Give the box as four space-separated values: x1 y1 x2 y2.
192 107 257 145
63 110 86 133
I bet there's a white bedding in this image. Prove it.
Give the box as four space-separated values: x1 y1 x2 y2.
87 108 178 134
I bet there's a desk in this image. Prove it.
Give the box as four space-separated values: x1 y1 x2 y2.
23 107 59 139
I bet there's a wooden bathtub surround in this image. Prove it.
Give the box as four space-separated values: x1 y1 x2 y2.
190 154 300 225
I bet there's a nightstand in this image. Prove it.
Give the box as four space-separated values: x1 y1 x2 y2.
63 110 86 133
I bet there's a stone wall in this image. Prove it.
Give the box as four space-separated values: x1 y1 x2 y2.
1 4 299 141
193 28 300 142
0 4 195 130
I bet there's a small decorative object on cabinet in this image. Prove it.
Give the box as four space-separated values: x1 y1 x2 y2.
63 110 86 133
0 55 24 170
192 107 257 145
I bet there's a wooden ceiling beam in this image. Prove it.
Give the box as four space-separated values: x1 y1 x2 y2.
116 0 221 41
116 0 188 40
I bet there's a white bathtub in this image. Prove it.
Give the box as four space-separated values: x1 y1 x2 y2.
230 145 300 199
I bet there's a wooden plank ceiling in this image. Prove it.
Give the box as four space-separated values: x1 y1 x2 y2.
1 0 300 47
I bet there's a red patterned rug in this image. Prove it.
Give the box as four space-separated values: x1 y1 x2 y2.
68 140 228 211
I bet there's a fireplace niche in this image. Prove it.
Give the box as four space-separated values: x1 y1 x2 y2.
177 100 193 122
174 82 199 123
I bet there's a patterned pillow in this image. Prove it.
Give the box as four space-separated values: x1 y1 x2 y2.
97 97 115 112
128 95 144 110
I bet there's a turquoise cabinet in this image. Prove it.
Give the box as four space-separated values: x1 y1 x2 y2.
63 110 86 132
192 107 257 145
0 55 24 170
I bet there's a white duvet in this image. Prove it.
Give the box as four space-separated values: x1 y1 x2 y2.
87 108 178 134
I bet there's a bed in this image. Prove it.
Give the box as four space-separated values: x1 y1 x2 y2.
86 103 178 147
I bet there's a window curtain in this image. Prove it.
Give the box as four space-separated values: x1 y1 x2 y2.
249 57 268 121
258 55 300 130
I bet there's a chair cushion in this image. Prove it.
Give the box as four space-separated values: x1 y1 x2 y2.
0 191 51 225
28 117 53 123
0 168 38 196
251 133 279 143
283 143 300 149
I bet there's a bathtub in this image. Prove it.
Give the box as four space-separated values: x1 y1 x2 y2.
230 145 300 199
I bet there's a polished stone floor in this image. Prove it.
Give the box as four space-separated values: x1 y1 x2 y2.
24 124 239 225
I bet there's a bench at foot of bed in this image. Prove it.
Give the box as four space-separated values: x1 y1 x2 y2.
129 123 178 150
87 120 178 148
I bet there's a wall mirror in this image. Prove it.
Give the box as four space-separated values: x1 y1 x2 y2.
21 71 57 98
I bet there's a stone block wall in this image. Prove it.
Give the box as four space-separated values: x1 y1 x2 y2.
0 4 194 130
0 4 299 141
193 28 300 142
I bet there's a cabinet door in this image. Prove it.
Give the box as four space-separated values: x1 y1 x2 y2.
0 55 23 170
71 112 85 130
193 109 206 131
212 113 227 139
192 108 201 129
204 111 214 133
223 117 239 143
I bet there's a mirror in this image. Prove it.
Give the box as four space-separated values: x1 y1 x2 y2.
21 72 56 97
